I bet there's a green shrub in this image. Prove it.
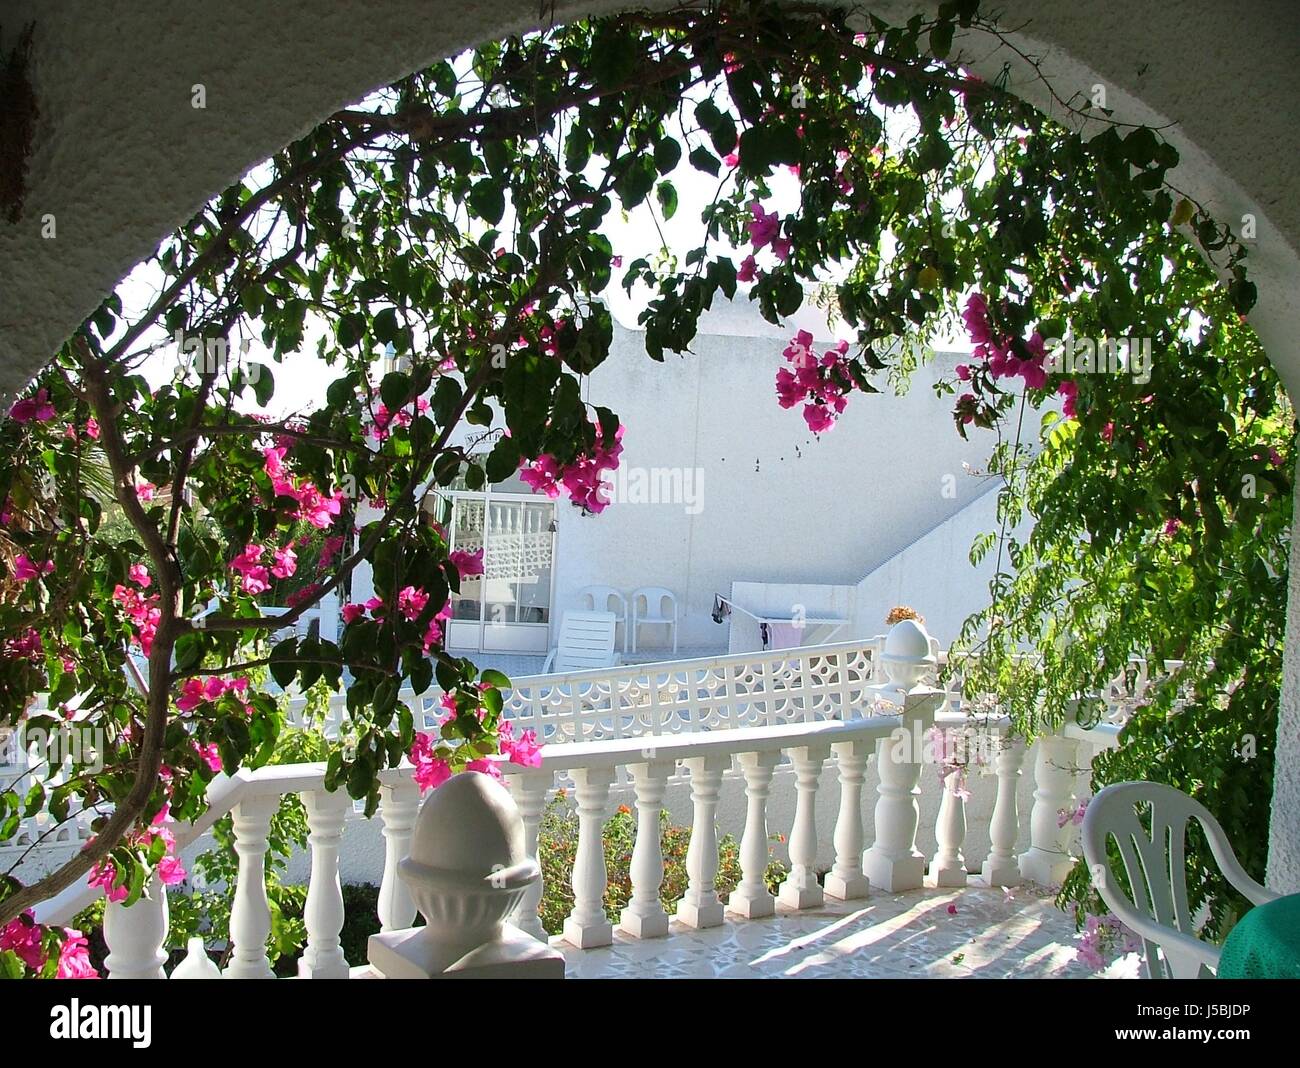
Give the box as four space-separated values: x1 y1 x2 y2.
537 790 787 936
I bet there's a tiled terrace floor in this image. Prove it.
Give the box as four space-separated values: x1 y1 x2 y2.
554 883 1139 979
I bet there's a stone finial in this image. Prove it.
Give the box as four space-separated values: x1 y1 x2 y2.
880 618 935 689
367 771 564 979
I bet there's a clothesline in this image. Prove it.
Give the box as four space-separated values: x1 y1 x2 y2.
712 593 851 651
711 593 850 626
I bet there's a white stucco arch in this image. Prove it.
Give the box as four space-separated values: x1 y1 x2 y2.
1 1 1297 888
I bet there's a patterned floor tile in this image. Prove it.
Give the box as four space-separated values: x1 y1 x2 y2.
556 884 1118 980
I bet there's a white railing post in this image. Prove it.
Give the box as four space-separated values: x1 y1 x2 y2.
562 766 616 949
103 876 169 979
825 738 872 901
982 734 1025 887
862 704 933 892
728 750 780 919
1018 732 1081 885
505 769 554 941
224 795 278 979
778 744 830 909
930 757 969 888
675 753 730 929
298 787 351 979
618 758 675 938
378 782 420 932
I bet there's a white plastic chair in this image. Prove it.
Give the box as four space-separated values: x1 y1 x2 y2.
578 585 630 653
630 587 677 655
1081 781 1279 978
542 610 621 674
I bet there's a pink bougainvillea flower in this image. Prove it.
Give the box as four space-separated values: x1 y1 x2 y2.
13 554 53 581
55 929 99 979
946 903 958 915
319 533 345 566
156 855 188 887
803 403 836 434
770 236 792 262
449 547 485 578
135 481 157 502
193 741 223 774
409 733 452 793
9 388 56 424
0 911 47 970
84 417 100 440
465 757 504 781
500 725 543 768
341 602 365 624
737 254 758 283
128 563 151 588
270 544 298 579
746 202 781 251
397 585 430 622
176 678 207 713
88 861 129 904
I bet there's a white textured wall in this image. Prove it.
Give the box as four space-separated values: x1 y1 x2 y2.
551 313 991 651
851 483 1007 648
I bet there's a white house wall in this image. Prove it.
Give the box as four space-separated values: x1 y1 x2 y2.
549 313 996 651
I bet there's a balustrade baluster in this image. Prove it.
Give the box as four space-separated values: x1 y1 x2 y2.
728 750 780 918
825 739 871 900
505 769 554 940
377 781 421 932
982 735 1025 887
618 759 675 938
1018 733 1081 884
224 795 278 979
778 744 830 909
930 754 969 887
675 753 730 928
862 696 936 892
298 787 351 978
563 767 615 948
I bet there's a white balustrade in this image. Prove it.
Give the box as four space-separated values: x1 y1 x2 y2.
675 754 730 929
777 744 829 909
298 787 351 978
728 750 780 918
618 759 674 938
1018 732 1082 885
30 628 1152 980
504 770 553 940
224 794 279 979
562 766 616 949
103 877 169 979
825 738 872 900
378 781 421 932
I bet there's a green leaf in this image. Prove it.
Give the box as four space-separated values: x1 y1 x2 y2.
689 146 721 175
655 181 678 220
469 179 505 225
269 638 298 689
